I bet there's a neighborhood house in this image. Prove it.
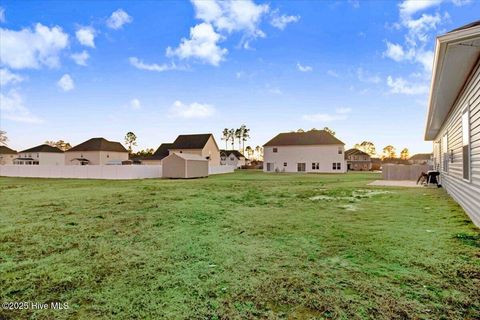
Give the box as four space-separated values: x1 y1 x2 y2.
137 143 173 165
65 137 129 165
0 146 17 165
14 144 64 165
220 150 247 168
345 148 372 171
408 153 433 165
425 21 480 226
168 134 220 166
263 130 346 173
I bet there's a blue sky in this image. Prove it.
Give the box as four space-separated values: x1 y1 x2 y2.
1 0 479 155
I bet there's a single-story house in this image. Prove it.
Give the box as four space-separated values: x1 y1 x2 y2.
162 152 209 179
168 133 221 166
135 143 173 165
263 129 346 173
345 148 372 171
14 144 64 165
424 20 480 226
408 153 433 165
220 150 246 168
65 137 129 165
0 146 17 165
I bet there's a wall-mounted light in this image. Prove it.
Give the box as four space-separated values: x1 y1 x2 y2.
450 149 454 163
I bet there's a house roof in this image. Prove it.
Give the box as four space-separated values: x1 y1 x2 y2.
169 152 208 161
152 143 173 159
220 149 246 159
409 153 433 161
67 138 128 153
0 146 17 154
345 148 370 158
170 134 215 149
263 130 345 147
20 144 64 153
425 20 480 140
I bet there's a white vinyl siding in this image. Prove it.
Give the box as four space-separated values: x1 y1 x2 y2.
434 59 480 226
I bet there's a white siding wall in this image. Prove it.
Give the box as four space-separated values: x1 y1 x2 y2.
263 145 346 173
39 153 65 165
433 59 480 226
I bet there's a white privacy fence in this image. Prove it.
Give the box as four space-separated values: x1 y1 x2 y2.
382 164 432 181
0 165 235 179
0 165 163 180
208 165 235 175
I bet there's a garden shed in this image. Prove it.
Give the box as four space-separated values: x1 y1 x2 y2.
162 152 208 179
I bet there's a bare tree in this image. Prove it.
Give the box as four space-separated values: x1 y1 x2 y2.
124 132 137 154
221 128 229 150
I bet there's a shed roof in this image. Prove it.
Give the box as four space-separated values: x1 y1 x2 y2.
20 144 64 153
67 138 128 152
264 130 344 147
0 146 17 154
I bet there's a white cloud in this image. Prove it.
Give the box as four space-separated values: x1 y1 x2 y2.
130 98 141 110
399 0 443 18
386 76 429 95
357 67 381 84
384 41 406 62
169 100 215 119
0 23 69 69
327 70 340 78
166 23 227 66
297 63 312 72
192 0 269 36
106 9 132 30
0 68 24 86
302 107 350 122
75 26 95 47
348 0 360 8
71 51 90 66
129 57 182 72
0 7 5 23
270 11 300 30
336 107 352 114
0 90 43 123
57 74 74 92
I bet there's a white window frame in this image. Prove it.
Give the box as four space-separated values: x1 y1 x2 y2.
462 106 471 182
441 132 448 174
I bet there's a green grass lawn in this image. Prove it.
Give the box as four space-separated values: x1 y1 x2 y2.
1 171 479 319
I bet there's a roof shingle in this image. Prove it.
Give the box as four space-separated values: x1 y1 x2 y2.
0 146 17 154
67 138 128 153
20 144 63 153
263 130 344 147
171 134 213 149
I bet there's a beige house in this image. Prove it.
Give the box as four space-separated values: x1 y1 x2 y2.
14 144 64 165
345 148 372 171
168 134 220 166
136 143 173 165
65 137 129 165
263 130 346 173
408 153 433 165
162 152 208 179
220 150 246 168
0 146 17 165
425 21 480 226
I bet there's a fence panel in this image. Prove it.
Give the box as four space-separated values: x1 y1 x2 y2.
208 165 235 175
382 164 431 180
0 165 163 180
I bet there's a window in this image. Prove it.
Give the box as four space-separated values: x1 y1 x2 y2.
283 162 287 167
462 108 470 180
107 154 110 158
312 162 319 170
273 148 278 153
230 156 235 161
332 162 341 170
442 133 448 173
297 163 306 172
266 163 273 171
338 147 342 154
